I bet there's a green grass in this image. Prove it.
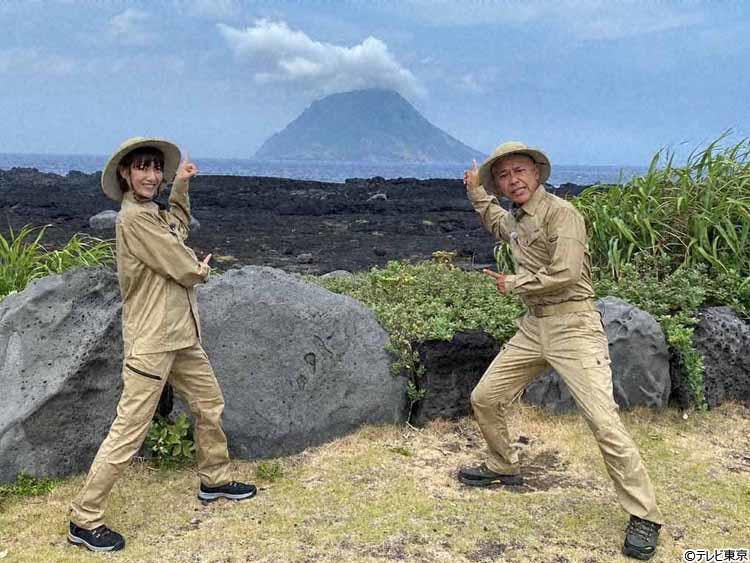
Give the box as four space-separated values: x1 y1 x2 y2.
0 473 59 501
0 224 114 301
575 135 750 280
1 405 748 562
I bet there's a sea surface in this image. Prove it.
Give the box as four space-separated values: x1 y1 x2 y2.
0 153 647 186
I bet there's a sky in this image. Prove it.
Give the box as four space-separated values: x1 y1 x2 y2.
0 0 747 165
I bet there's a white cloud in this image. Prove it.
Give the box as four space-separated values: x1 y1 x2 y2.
0 48 76 75
217 19 425 99
108 8 157 46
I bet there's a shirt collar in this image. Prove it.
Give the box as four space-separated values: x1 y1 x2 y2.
121 190 159 209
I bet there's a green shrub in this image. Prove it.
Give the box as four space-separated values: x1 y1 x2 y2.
0 472 59 500
0 224 114 301
255 460 284 482
575 135 750 280
318 255 523 365
318 253 524 415
145 413 196 467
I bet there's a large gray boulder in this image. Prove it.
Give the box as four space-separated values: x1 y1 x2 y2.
524 297 670 413
672 306 750 409
88 210 118 230
0 265 405 482
0 268 123 482
196 266 407 459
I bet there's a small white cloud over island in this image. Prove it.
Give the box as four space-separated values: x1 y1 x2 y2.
217 19 424 99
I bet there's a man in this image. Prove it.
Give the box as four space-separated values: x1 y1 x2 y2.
461 141 663 560
68 137 256 552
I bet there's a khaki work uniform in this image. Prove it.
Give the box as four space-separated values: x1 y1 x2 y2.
467 184 663 525
70 181 231 529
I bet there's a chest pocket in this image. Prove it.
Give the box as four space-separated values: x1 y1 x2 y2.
521 228 543 247
512 225 550 268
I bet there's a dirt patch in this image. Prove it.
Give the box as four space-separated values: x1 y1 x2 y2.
466 539 509 562
467 539 526 562
727 450 750 473
453 449 585 493
364 536 409 560
514 449 583 492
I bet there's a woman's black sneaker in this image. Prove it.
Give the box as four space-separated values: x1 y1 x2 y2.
458 463 523 487
68 522 125 552
198 480 257 501
623 515 661 560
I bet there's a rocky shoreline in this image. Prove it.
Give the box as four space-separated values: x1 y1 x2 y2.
0 167 589 274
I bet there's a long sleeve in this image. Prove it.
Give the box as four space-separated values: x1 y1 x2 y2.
467 185 512 243
510 206 586 296
122 211 209 288
166 178 191 240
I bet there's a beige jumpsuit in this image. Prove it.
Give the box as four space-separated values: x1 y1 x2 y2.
70 180 231 529
467 184 663 525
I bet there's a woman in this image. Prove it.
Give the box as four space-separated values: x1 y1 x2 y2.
68 137 255 552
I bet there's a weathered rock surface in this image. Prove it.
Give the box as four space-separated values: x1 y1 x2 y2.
89 210 118 230
0 167 589 275
686 307 750 408
0 268 123 482
320 270 353 280
0 265 406 482
524 297 670 413
411 331 501 426
195 266 408 459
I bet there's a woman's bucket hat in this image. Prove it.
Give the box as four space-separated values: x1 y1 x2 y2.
101 137 181 202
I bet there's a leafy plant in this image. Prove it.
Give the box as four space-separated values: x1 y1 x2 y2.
575 134 750 280
0 224 114 301
317 253 524 417
145 413 196 467
0 472 59 500
255 460 284 482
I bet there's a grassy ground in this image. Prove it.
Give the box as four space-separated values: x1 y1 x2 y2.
1 404 748 563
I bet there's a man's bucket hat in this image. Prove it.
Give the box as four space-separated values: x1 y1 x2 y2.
479 141 551 193
101 137 181 202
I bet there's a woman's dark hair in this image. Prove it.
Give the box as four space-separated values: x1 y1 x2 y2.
117 147 165 192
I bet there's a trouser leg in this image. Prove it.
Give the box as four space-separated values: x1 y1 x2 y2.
471 315 547 474
70 352 173 528
169 342 231 487
545 311 663 524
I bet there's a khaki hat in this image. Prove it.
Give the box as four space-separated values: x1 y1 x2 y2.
479 141 551 193
101 137 181 202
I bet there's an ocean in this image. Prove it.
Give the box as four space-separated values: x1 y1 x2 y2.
0 153 646 186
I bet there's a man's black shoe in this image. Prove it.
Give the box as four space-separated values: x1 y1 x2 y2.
198 480 257 502
68 522 125 552
623 515 661 560
458 463 523 487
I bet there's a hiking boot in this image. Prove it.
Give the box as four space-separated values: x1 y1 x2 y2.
458 463 523 487
623 515 661 560
68 522 125 552
198 480 257 502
